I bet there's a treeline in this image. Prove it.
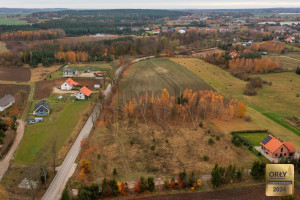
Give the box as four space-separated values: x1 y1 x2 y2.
251 41 285 54
0 29 66 41
55 51 89 63
229 57 281 73
123 88 247 123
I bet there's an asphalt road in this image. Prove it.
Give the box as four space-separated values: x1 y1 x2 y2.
42 105 100 200
0 120 25 181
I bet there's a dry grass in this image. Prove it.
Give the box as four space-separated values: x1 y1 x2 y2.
29 64 61 82
0 41 7 53
72 120 257 184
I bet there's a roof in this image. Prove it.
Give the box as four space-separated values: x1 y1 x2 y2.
34 100 50 112
63 68 77 73
65 78 78 86
229 51 238 56
79 86 92 97
260 134 284 153
0 94 15 107
283 142 296 153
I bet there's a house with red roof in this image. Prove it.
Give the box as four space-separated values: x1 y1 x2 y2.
260 134 296 158
229 51 238 58
75 86 92 100
285 36 295 43
60 78 78 90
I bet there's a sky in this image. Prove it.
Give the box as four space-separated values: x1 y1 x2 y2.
1 0 300 9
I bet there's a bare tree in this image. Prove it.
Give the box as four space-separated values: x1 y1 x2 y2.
50 138 57 174
39 149 48 189
26 166 38 200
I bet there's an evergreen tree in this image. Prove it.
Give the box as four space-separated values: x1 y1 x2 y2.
211 164 221 188
61 188 70 200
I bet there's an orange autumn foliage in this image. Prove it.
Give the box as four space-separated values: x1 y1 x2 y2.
236 102 246 118
55 51 89 63
251 41 285 54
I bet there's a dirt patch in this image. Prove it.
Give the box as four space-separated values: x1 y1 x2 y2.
135 184 299 200
34 78 102 100
0 66 31 82
30 65 61 82
0 84 30 99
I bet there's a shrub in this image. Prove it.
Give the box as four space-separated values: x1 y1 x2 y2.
249 146 253 151
150 145 156 150
164 178 170 189
151 165 158 172
130 139 134 146
208 138 214 145
250 161 266 180
147 177 155 192
207 129 211 134
155 152 159 156
258 152 262 156
203 155 210 161
61 188 70 200
165 139 169 143
97 154 101 159
244 115 252 121
113 168 117 176
199 122 203 127
216 135 220 141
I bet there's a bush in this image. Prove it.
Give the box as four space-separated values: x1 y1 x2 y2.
244 116 252 121
150 145 156 150
147 177 155 192
61 188 70 200
203 155 210 161
249 146 253 151
233 138 242 147
130 139 134 146
155 152 159 156
97 154 101 159
250 161 266 180
199 122 203 127
208 138 214 145
165 139 168 143
164 178 170 189
151 165 158 172
113 168 117 176
258 152 262 156
296 66 300 75
207 129 211 134
216 135 220 141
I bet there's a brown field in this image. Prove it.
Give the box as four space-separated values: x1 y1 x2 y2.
30 64 61 82
34 78 102 100
191 49 225 57
0 84 30 99
136 184 299 200
71 120 257 186
0 41 7 53
0 66 31 82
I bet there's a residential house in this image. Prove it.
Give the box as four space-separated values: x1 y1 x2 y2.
260 134 296 158
285 36 295 43
152 29 160 35
178 29 187 34
0 94 15 112
229 51 238 58
63 68 79 75
33 100 50 116
60 78 78 90
75 86 92 100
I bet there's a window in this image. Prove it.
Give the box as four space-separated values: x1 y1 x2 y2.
281 148 283 152
275 154 277 157
284 153 286 156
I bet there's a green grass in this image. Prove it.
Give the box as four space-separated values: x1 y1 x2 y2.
14 97 90 164
118 58 213 105
0 17 28 25
47 70 62 80
237 132 269 146
69 62 113 71
285 44 300 52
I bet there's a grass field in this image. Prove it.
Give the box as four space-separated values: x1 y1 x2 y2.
0 17 28 25
118 58 213 105
170 57 300 149
69 62 113 71
265 53 300 70
13 95 91 164
237 132 269 146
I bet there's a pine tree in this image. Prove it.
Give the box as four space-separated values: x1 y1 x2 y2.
211 164 221 188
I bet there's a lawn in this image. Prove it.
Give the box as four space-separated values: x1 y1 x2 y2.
13 96 91 164
118 58 213 105
265 54 300 70
170 58 300 149
69 62 113 72
0 16 28 25
237 132 269 146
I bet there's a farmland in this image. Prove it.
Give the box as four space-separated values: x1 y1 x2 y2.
0 16 28 25
117 58 213 105
170 58 300 149
0 66 31 82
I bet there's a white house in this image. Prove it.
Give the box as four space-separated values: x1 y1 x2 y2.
0 94 15 112
75 86 92 100
63 68 79 75
60 78 78 90
178 29 186 34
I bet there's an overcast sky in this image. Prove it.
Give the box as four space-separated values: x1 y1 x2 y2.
2 0 300 9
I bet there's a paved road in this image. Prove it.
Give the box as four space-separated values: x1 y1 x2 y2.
0 120 25 181
42 105 100 200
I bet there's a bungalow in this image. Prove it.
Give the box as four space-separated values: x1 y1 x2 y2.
285 36 295 43
0 94 15 112
75 86 92 100
63 68 79 75
60 78 78 90
260 134 296 158
33 100 50 116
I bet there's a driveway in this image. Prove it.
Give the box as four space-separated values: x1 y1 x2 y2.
0 120 25 181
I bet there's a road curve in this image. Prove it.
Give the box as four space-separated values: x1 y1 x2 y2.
42 106 100 200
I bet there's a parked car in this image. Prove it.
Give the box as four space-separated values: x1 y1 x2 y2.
28 119 35 125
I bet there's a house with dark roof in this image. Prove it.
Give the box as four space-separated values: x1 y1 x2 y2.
260 134 296 158
63 68 79 75
0 94 15 112
75 86 92 100
33 100 50 116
